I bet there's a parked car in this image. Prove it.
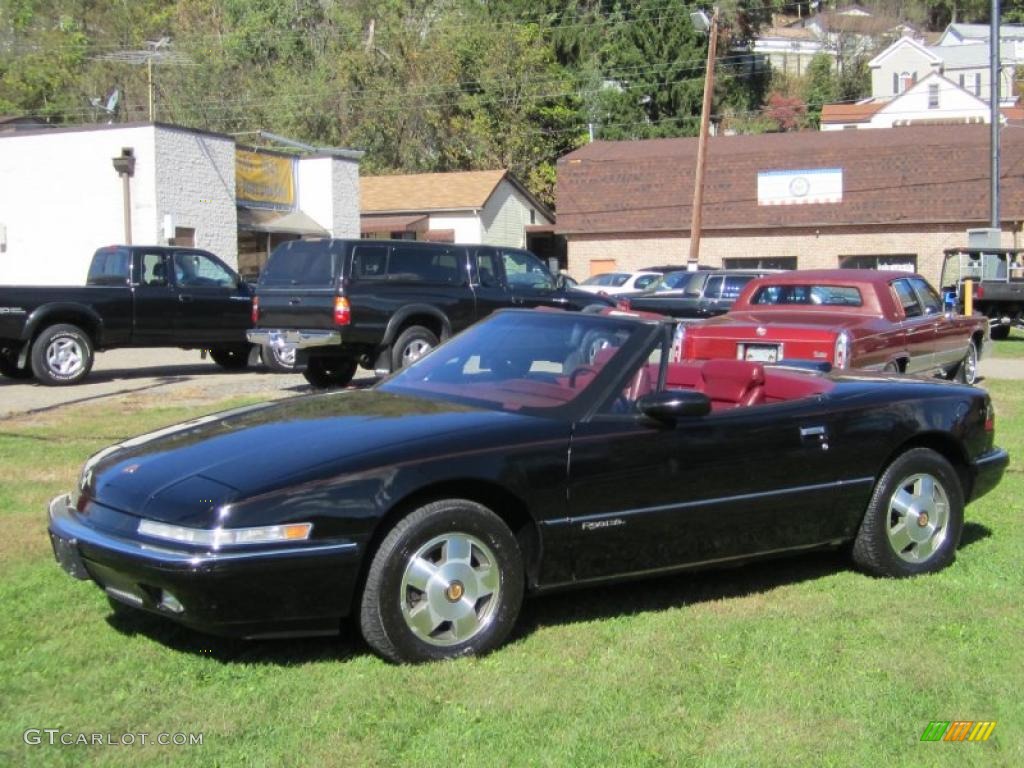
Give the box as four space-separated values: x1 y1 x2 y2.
621 269 777 319
576 271 661 296
49 308 1007 662
0 245 254 385
940 246 1024 340
682 270 989 384
247 239 614 388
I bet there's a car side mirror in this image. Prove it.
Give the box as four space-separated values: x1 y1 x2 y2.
637 390 711 423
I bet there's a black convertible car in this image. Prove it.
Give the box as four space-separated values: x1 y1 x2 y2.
49 309 1008 662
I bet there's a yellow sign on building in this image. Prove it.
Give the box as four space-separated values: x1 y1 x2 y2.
235 149 295 207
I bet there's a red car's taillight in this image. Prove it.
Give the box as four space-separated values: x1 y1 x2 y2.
251 296 259 325
333 296 351 326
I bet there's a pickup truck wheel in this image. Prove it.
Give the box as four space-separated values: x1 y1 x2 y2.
0 347 32 379
261 342 299 373
952 341 978 384
358 499 523 663
989 325 1010 341
303 356 357 388
30 324 93 386
209 345 251 370
851 448 963 577
391 326 439 371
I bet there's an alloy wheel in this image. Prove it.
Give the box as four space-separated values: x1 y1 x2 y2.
885 472 950 564
399 532 501 647
46 337 85 377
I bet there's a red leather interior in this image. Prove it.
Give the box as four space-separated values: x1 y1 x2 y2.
700 359 766 408
662 360 832 409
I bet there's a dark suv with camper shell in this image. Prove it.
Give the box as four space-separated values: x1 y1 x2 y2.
248 239 612 387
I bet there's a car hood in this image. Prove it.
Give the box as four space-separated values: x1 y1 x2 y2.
82 391 539 523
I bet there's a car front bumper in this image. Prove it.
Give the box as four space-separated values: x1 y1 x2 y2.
969 447 1010 503
47 494 363 638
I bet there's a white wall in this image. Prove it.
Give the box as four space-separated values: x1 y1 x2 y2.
480 180 552 248
871 44 938 97
297 155 361 237
427 212 482 243
872 76 990 128
154 126 237 267
0 125 158 285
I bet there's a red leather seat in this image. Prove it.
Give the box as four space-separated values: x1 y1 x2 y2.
700 359 765 408
664 362 704 391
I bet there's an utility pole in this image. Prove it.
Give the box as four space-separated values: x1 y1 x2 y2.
688 7 719 270
990 0 1001 229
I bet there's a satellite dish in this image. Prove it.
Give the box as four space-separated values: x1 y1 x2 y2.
104 88 120 114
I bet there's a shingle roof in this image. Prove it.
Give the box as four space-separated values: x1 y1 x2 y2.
360 169 509 213
820 101 887 124
555 124 1024 235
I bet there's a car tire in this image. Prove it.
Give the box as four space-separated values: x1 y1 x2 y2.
0 346 32 379
989 324 1010 341
952 340 978 384
302 356 357 388
209 345 251 370
391 326 439 371
851 447 964 578
359 499 524 663
30 324 94 386
261 342 299 373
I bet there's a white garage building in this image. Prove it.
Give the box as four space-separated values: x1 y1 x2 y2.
0 122 361 285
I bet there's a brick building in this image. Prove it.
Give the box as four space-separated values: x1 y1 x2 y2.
555 124 1024 284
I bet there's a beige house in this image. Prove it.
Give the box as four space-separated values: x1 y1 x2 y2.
360 169 553 249
868 35 1016 105
555 124 1024 286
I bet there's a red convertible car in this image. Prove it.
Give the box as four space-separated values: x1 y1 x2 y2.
681 270 988 384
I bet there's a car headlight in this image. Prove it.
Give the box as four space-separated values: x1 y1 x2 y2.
137 520 313 548
834 331 851 369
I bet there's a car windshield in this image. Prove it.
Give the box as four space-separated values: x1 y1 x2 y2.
751 284 863 307
380 312 643 415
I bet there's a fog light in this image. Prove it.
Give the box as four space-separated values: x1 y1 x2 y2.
160 590 185 614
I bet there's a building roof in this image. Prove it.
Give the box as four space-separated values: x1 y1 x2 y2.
869 36 941 68
360 169 521 213
940 23 1024 44
820 101 887 124
555 124 1024 236
927 43 992 69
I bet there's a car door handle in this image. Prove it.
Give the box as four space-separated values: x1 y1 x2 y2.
178 294 193 303
550 297 570 305
800 425 829 450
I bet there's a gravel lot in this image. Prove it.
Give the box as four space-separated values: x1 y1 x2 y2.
0 347 376 419
1 347 1020 420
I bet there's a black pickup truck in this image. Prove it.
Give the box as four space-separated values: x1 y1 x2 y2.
247 238 613 387
0 245 253 385
620 268 776 318
940 247 1024 340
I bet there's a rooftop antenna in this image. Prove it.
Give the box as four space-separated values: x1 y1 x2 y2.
94 38 192 121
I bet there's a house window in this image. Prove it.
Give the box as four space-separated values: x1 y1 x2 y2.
928 83 940 109
893 73 899 95
839 254 917 273
529 209 536 225
974 72 981 97
959 73 965 88
900 72 915 93
723 257 797 271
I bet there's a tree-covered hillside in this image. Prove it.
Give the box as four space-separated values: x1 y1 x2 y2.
1 1 1016 205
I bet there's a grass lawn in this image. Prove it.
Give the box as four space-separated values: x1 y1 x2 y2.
1 385 1021 767
989 327 1024 358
